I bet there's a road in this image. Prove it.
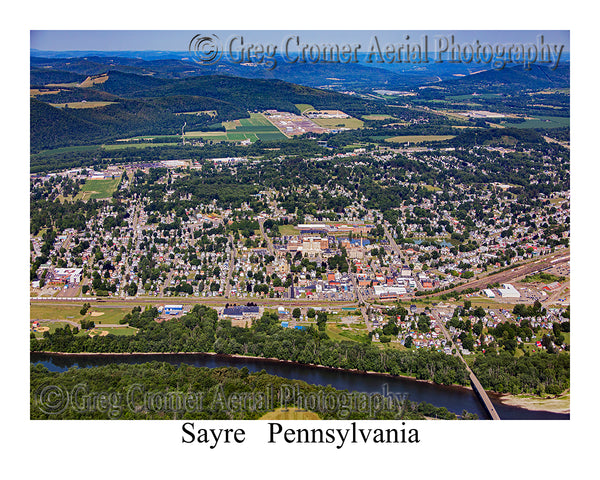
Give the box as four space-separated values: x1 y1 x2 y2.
224 234 237 298
383 224 405 264
350 273 373 332
258 218 275 255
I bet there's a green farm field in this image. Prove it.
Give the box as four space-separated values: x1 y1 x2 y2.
311 117 364 129
187 113 286 142
498 116 570 129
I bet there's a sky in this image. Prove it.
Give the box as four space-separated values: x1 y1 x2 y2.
30 30 570 53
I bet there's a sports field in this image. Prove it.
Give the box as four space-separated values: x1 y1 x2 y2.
75 177 121 200
30 304 132 325
186 113 286 142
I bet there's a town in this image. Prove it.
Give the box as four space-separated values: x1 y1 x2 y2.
30 140 570 360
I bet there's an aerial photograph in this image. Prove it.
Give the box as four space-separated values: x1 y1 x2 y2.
29 30 571 422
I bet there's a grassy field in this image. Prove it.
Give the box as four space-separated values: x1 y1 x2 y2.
31 321 137 338
75 177 121 200
311 117 364 129
326 323 370 343
295 104 315 114
30 304 132 325
522 272 565 283
385 135 455 143
278 224 300 236
49 101 116 109
33 145 102 157
259 407 321 420
362 114 396 120
79 74 109 88
499 116 570 129
95 326 139 336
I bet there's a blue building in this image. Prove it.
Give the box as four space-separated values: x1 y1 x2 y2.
164 304 183 315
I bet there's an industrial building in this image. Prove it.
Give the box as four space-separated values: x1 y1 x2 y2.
497 283 521 298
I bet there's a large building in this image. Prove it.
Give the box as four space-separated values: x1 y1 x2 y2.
498 283 521 298
222 305 261 328
163 304 183 315
48 268 83 285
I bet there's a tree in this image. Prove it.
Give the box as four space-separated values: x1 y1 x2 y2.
127 282 138 297
292 308 301 319
404 335 413 348
307 308 316 319
316 312 327 331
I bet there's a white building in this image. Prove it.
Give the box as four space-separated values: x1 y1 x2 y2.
498 283 520 298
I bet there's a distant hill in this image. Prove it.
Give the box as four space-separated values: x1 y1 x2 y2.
420 64 569 96
30 71 378 151
94 71 374 116
30 68 87 86
30 54 434 90
30 92 244 151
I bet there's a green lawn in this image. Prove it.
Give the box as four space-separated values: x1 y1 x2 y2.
326 324 370 343
278 224 300 236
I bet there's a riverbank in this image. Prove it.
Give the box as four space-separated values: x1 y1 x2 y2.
32 349 474 392
491 390 570 414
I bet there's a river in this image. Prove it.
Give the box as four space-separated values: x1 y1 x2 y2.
30 352 568 420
